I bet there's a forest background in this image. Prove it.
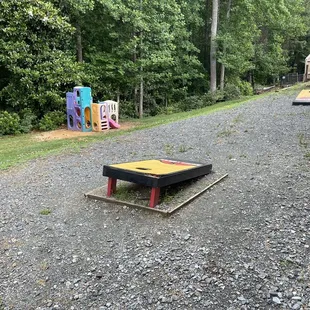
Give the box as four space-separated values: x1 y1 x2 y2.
0 0 309 134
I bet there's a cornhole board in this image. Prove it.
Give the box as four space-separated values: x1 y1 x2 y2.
102 159 212 208
292 90 310 105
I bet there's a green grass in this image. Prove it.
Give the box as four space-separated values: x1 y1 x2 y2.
39 208 51 215
232 113 243 124
164 144 174 155
0 128 128 170
298 133 308 148
113 177 201 206
217 129 235 138
279 259 295 267
0 86 306 171
304 152 310 160
113 183 144 202
178 145 192 153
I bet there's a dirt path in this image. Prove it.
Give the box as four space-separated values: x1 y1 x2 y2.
33 121 136 141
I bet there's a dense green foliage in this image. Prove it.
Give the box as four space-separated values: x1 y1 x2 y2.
0 0 309 133
38 110 66 131
0 111 21 135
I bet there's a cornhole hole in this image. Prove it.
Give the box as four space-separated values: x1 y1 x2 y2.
292 90 310 105
85 159 229 215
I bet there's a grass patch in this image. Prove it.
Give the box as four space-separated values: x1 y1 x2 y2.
298 133 308 148
40 261 49 271
113 183 142 202
232 114 243 124
164 144 174 155
279 259 295 267
0 129 127 170
304 152 310 160
217 130 235 138
178 145 192 153
112 177 204 207
1 86 306 171
160 178 199 204
113 183 159 206
39 208 51 215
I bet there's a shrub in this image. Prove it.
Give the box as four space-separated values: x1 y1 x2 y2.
239 81 253 96
201 92 217 105
39 111 66 131
157 104 181 115
0 111 21 135
119 100 136 119
224 84 241 100
178 96 204 111
19 108 37 133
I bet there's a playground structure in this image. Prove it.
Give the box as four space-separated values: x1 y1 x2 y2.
292 89 310 105
66 86 120 132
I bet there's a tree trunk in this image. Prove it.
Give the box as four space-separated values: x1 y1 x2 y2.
139 0 143 118
133 39 139 117
204 0 212 72
134 86 139 116
220 0 231 91
139 73 143 118
250 70 255 89
219 65 225 91
76 22 83 63
210 0 219 93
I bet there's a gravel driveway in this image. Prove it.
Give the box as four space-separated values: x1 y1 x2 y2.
1 90 310 310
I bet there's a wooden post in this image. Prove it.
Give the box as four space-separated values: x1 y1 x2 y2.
107 178 117 197
150 187 160 208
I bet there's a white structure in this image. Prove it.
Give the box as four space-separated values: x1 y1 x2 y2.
304 54 310 82
103 100 119 123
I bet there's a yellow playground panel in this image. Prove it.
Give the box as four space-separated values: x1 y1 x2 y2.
91 103 109 132
292 89 310 105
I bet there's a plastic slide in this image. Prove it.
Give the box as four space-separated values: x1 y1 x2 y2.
109 118 120 129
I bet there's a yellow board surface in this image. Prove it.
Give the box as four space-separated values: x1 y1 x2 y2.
296 90 310 99
111 159 197 175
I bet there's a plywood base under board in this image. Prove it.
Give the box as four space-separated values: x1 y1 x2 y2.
85 174 228 216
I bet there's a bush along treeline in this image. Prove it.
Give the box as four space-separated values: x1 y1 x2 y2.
0 0 309 135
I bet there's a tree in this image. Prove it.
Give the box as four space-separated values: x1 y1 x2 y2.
210 0 219 93
79 0 203 116
216 0 307 88
217 0 257 85
0 0 80 115
219 0 231 91
251 0 307 85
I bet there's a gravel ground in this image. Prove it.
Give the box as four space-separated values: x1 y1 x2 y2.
1 91 310 310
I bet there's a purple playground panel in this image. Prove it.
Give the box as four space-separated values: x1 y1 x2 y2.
66 92 82 131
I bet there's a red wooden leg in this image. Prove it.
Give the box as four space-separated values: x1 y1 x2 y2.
150 187 160 208
107 178 117 197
